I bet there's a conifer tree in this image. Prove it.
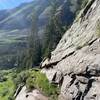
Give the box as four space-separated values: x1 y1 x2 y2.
21 12 42 68
42 0 66 58
28 12 42 67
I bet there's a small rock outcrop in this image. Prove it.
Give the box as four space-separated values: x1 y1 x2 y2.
15 86 48 100
41 0 100 99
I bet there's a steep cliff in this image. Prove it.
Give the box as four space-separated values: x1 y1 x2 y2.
41 0 100 99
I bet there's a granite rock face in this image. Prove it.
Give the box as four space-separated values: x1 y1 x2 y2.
41 0 100 99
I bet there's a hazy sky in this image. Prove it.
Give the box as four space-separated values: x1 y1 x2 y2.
0 0 33 10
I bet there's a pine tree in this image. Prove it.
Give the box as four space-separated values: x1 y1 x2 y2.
28 12 42 67
42 0 66 58
21 12 42 68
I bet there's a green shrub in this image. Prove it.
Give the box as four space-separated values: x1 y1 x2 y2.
8 94 15 100
26 77 35 91
10 69 59 100
0 70 16 100
14 70 30 88
26 70 60 99
1 89 9 97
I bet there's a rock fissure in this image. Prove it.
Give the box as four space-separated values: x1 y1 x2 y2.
81 0 95 18
81 79 94 100
41 50 75 68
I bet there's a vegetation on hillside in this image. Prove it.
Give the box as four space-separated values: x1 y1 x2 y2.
26 69 60 100
42 0 66 58
0 69 59 100
0 70 16 100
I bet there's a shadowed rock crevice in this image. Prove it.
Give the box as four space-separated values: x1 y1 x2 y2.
82 0 95 17
81 79 94 100
41 50 75 69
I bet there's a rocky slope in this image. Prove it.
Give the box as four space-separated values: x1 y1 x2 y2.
41 0 100 99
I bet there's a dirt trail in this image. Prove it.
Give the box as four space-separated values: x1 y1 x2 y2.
16 86 48 100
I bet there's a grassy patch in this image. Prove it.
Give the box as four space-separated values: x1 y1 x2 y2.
0 69 60 100
26 70 60 99
0 70 16 100
15 69 60 100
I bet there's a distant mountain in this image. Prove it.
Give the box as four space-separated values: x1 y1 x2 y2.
0 0 51 30
0 2 34 30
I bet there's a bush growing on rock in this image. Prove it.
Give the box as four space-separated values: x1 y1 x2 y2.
12 69 59 100
14 71 30 88
8 95 15 100
26 70 60 100
26 77 35 91
1 88 9 97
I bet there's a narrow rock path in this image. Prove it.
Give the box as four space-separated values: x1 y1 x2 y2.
16 86 48 100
